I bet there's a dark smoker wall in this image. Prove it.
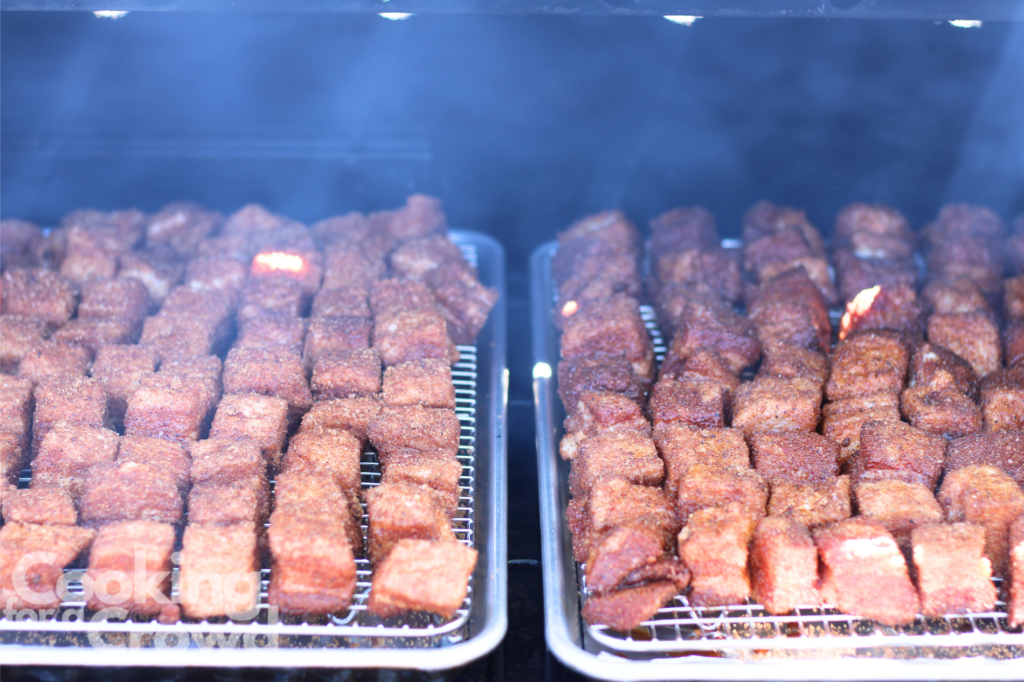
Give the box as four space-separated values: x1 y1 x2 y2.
3 12 1024 273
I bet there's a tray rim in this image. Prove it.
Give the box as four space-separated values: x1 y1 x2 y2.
529 239 1024 681
2 228 508 670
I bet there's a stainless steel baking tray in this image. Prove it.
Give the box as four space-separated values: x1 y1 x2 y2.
530 239 1024 680
1 229 507 669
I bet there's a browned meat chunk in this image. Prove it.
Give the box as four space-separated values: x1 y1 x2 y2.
926 237 1003 303
648 375 728 429
145 202 221 257
31 422 119 501
382 358 455 409
554 238 642 323
839 282 924 340
91 344 158 429
670 347 741 393
586 521 673 594
86 520 176 615
825 331 910 402
679 504 759 607
302 316 372 372
980 367 1024 431
312 348 382 401
2 487 76 525
927 312 1001 378
179 523 260 619
159 286 235 351
366 481 455 564
32 376 108 454
189 438 267 492
560 391 649 461
655 247 742 305
922 277 991 316
767 476 852 529
369 194 447 243
946 430 1024 486
854 480 943 556
745 231 836 305
908 342 979 400
139 315 214 362
188 483 267 528
52 317 139 356
374 308 456 367
922 204 1006 247
320 242 386 289
833 203 915 260
1 269 76 326
560 294 654 381
846 420 946 489
280 428 362 497
299 397 381 444
378 451 462 518
652 424 749 498
311 285 371 319
0 315 48 373
664 294 760 374
0 218 44 270
676 465 767 525
235 311 306 355
118 435 191 492
938 465 1024 576
900 385 982 438
911 523 996 617
184 257 248 305
833 249 918 304
0 522 95 609
425 264 499 345
557 356 644 414
77 278 150 330
368 404 461 462
731 377 822 435
750 517 821 614
756 339 830 388
79 460 182 528
649 206 717 265
238 277 304 321
557 210 640 254
118 247 185 305
749 432 840 487
124 373 207 445
367 538 477 619
223 347 312 422
209 393 289 467
581 580 679 632
567 479 677 563
0 375 34 450
18 340 90 386
567 431 663 500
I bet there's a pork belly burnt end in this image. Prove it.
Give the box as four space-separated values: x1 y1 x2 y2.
378 451 462 518
825 332 910 402
731 377 822 435
833 203 915 260
91 344 158 428
85 520 176 615
912 523 996 617
679 504 759 607
302 316 372 372
938 465 1024 576
854 480 943 555
424 264 499 344
1005 319 1024 368
676 464 768 525
280 428 362 498
767 476 852 529
32 376 108 454
18 341 90 386
124 374 207 445
382 358 455 409
235 311 307 355
1 269 77 326
312 348 382 401
557 356 644 414
581 580 679 632
367 539 477 619
139 315 213 362
299 397 381 444
189 439 267 493
756 339 830 388
900 385 982 438
118 247 185 306
648 375 728 429
209 393 289 467
664 294 760 375
560 294 654 381
118 435 191 493
0 522 95 610
188 484 266 528
79 460 183 528
179 523 260 619
2 487 77 526
840 283 924 339
750 517 821 614
365 482 455 564
223 347 312 423
921 277 991 316
653 425 749 498
746 268 831 353
311 285 371 319
560 391 650 461
567 431 663 500
0 375 34 451
927 312 1001 378
749 432 840 487
846 420 946 489
945 430 1024 486
908 342 979 400
567 478 677 563
368 404 461 460
980 368 1024 431
0 315 48 373
31 422 119 501
267 510 357 615
833 249 918 305
585 521 674 594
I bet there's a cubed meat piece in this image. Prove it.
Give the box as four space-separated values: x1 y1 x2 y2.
911 523 996 617
670 347 740 393
321 243 386 291
900 385 982 438
280 428 362 497
378 452 463 518
922 277 991 315
78 277 151 326
118 435 191 492
79 460 183 528
61 208 144 253
18 340 90 386
185 257 248 305
980 367 1024 431
768 475 852 529
908 342 979 400
664 295 760 375
824 392 905 463
854 480 944 555
567 431 663 500
750 517 821 614
31 422 119 501
159 355 222 420
117 247 185 305
124 373 207 445
560 391 649 461
146 201 222 258
679 504 759 607
1009 516 1024 627
267 512 357 615
926 239 1004 302
676 464 768 525
238 277 304 321
1005 319 1024 368
0 437 20 486
367 538 477 619
223 347 312 422
189 438 267 491
32 376 108 454
567 479 677 563
938 465 1024 576
554 239 641 318
743 201 826 255
834 249 918 304
825 331 910 402
195 235 256 262
0 218 44 270
749 432 840 487
311 285 371 319
250 249 323 300
0 375 34 450
368 405 461 460
85 520 176 614
0 522 95 609
560 294 654 381
731 377 822 435
814 519 920 625
299 396 381 444
0 315 48 373
585 521 673 594
303 316 373 372
139 315 214 362
1 487 76 525
49 242 116 285
55 318 140 360
557 356 644 414
159 286 234 351
744 266 831 353
382 358 455 409
847 420 946 489
648 375 728 429
312 348 382 401
558 209 640 253
581 580 679 632
653 425 749 498
946 430 1024 486
756 339 830 388
648 205 717 258
368 194 447 243
424 264 499 345
90 344 157 428
838 282 925 340
922 203 1006 246
188 483 266 527
834 203 915 259
373 309 455 368
179 523 260 619
654 247 742 304
369 278 438 316
235 311 306 355
1005 274 1024 320
1 269 76 326
366 481 455 564
928 312 1002 379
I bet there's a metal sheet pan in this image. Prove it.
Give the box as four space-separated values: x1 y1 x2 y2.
530 239 1024 681
1 229 507 670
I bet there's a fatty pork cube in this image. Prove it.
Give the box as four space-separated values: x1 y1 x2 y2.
280 427 362 497
676 464 767 525
78 277 151 327
750 517 821 614
179 523 260 619
0 522 96 610
160 355 223 420
1006 274 1024 320
743 201 827 255
854 480 943 555
908 342 979 400
250 248 324 300
272 471 361 552
581 580 679 632
813 518 920 625
833 249 919 304
379 451 463 518
666 296 760 375
567 431 663 500
833 202 915 259
756 339 830 388
223 347 312 422
749 432 840 487
922 277 991 315
938 465 1024 576
946 430 1024 486
312 348 381 401
61 208 145 253
124 374 207 445
840 282 925 339
382 358 455 409
237 277 304 321
86 341 158 421
900 385 982 438
368 538 476 619
235 311 306 355
146 201 222 258
390 234 468 279
321 242 386 290
670 347 741 393
911 523 996 617
821 392 902 463
185 257 248 307
926 239 1004 302
567 479 677 563
847 420 946 489
18 340 91 386
585 521 674 594
0 375 34 451
679 503 759 607
0 315 48 373
267 511 357 615
746 267 832 353
365 481 456 564
557 209 640 256
369 278 438 316
139 315 213 362
557 356 645 413
160 286 235 350
1009 516 1024 627
53 317 138 356
79 460 183 528
375 307 459 368
32 376 108 454
655 247 743 305
980 367 1024 431
85 520 176 615
648 375 728 429
303 316 373 372
117 247 185 305
745 232 837 305
825 331 910 402
927 312 1002 378
921 203 1007 247
311 285 371 319
731 377 822 435
118 435 191 493
188 483 266 527
560 390 649 461
424 264 499 345
368 405 461 460
1005 319 1024 367
0 218 44 270
767 476 852 529
652 425 750 498
31 422 119 501
368 194 448 242
560 294 654 381
2 487 77 525
1 269 77 326
189 438 267 494
299 396 381 444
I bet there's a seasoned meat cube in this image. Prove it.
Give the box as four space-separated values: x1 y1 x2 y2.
744 201 826 255
560 391 649 461
854 480 943 555
554 248 642 324
746 267 831 349
221 203 288 239
146 202 222 259
585 521 674 594
373 308 456 368
833 203 915 259
117 247 185 305
78 277 151 326
312 348 382 401
731 377 822 435
378 452 462 518
648 375 727 429
581 580 679 632
268 511 357 615
745 233 837 304
160 286 234 350
223 347 312 422
0 375 34 448
32 376 108 453
669 347 740 393
61 208 145 253
1 269 76 326
567 479 677 563
18 340 90 386
424 264 499 345
901 385 982 438
370 278 438 316
368 405 461 460
908 342 979 400
568 431 663 500
382 358 455 409
767 476 852 529
320 242 386 290
676 465 768 525
139 315 213 362
118 435 191 492
367 538 476 619
938 465 1024 576
90 345 157 428
557 356 644 414
79 460 182 528
911 523 996 617
847 420 946 489
558 209 640 253
927 237 1004 301
0 315 48 373
125 373 207 445
366 482 455 564
184 257 248 305
179 523 260 619
648 206 717 256
250 248 324 299
0 218 44 270
235 311 306 355
655 247 743 304
756 339 830 388
0 522 95 610
822 390 903 461
833 249 918 304
368 194 447 242
922 277 991 315
388 234 466 281
1005 274 1024 320
311 285 371 319
2 487 76 525
1009 516 1024 627
927 312 1001 378
922 203 1007 246
560 294 654 381
188 483 266 527
679 503 759 607
749 432 840 487
31 422 119 501
813 518 920 626
238 277 304 321
652 425 749 498
85 520 176 615
946 431 1024 486
302 316 372 372
53 317 137 357
1005 319 1024 367
839 283 925 340
160 355 222 420
299 396 381 444
980 367 1024 431
195 234 256 263
189 438 267 490
208 393 289 467
750 517 821 614
665 296 760 375
825 331 910 402
281 428 362 497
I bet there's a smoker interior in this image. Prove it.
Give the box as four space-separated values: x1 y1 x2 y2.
3 9 1024 681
